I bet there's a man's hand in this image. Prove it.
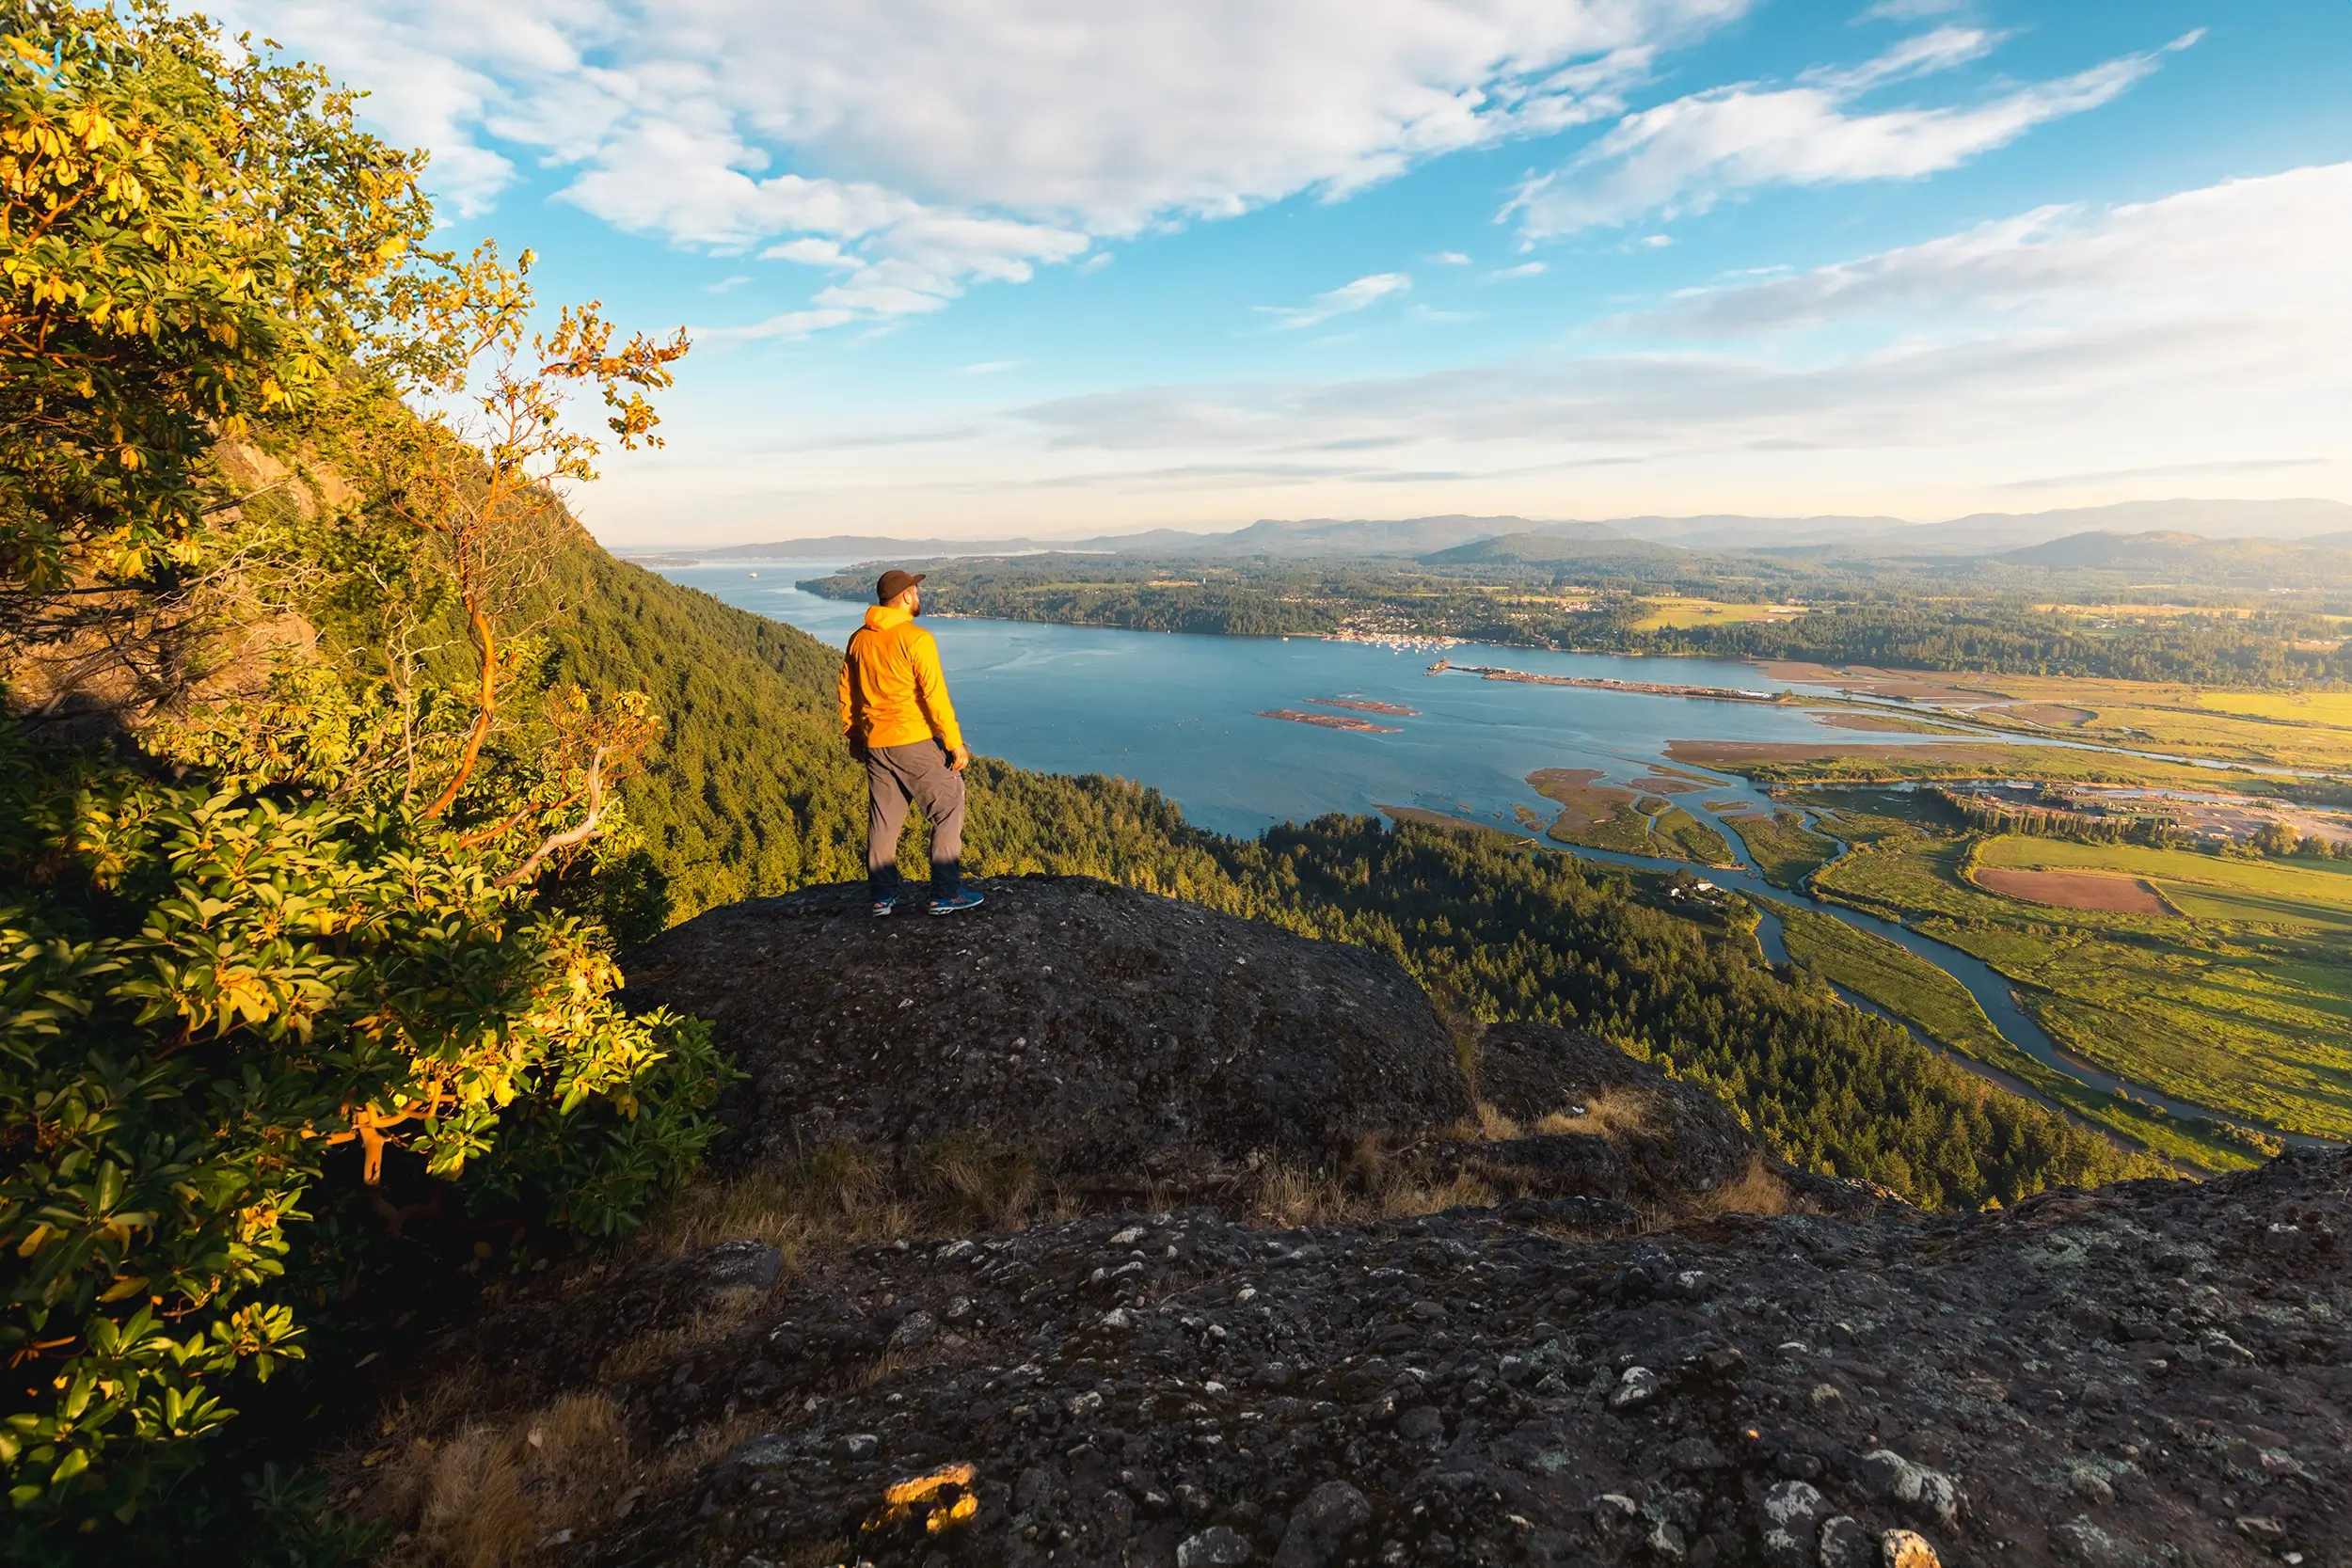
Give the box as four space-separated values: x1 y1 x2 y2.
847 734 868 762
949 744 971 772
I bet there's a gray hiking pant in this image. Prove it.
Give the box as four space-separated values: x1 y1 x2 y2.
866 739 965 895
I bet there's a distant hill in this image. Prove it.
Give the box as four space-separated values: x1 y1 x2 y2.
1183 514 1552 556
618 516 1559 562
1588 514 1910 549
1996 528 2352 574
1994 530 2215 569
1419 531 1678 566
1877 499 2352 557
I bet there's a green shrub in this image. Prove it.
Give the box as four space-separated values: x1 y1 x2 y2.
0 738 724 1530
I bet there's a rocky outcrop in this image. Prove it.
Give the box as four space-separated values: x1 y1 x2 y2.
437 879 2351 1568
626 876 1476 1184
586 1149 2347 1567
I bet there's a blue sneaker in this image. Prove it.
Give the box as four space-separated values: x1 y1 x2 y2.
870 895 898 917
929 889 986 916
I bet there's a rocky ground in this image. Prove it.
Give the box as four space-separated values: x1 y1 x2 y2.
581 1154 2347 1568
388 879 2344 1566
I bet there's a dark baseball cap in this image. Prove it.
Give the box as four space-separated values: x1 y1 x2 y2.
876 569 926 603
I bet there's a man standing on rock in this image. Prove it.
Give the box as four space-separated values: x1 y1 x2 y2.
840 568 986 916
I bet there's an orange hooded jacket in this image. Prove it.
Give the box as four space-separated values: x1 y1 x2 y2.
838 604 964 752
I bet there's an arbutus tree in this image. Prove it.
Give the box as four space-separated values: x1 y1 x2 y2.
0 4 723 1545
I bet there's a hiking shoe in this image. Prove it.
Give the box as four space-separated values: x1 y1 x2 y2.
929 890 986 916
870 895 898 917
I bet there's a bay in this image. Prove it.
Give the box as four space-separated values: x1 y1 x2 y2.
657 559 1923 839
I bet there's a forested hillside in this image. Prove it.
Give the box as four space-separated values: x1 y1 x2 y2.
535 536 1244 924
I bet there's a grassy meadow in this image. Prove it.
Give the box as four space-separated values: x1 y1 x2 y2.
1531 769 1737 865
1631 596 1807 631
1772 904 2266 1170
1725 810 1842 888
1806 821 2352 1152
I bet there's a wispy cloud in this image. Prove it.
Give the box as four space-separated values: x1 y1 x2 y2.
703 275 755 293
1486 261 1548 280
1802 24 1999 93
1630 162 2348 340
939 165 2348 510
1998 457 2327 491
959 359 1025 375
1255 272 1413 330
1857 0 1968 22
220 0 1750 336
1426 250 1473 264
1511 28 2199 237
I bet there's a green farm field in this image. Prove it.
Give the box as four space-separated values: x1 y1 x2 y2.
1773 906 2257 1170
1970 836 2352 930
1812 828 2352 1147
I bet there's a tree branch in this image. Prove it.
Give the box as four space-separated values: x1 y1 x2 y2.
421 600 496 817
496 744 610 887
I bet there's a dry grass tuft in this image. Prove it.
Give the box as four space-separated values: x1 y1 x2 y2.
1470 1101 1522 1141
1248 1164 1344 1228
1248 1144 1500 1228
1689 1156 1794 1218
1378 1170 1499 1218
374 1392 631 1568
635 1136 1067 1272
1534 1085 1657 1140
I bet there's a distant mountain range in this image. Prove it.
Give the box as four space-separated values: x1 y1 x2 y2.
619 498 2352 566
1992 528 2352 572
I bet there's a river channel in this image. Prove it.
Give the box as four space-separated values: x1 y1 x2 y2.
658 559 2324 1153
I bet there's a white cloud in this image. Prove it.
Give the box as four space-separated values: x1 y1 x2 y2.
702 274 754 293
1486 261 1548 279
210 0 1748 333
1426 250 1474 264
1256 272 1414 330
1512 28 2197 237
959 359 1025 376
1634 162 2352 339
1802 25 1998 93
1857 0 1967 21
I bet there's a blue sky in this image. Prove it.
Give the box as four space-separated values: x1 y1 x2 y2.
215 1 2352 545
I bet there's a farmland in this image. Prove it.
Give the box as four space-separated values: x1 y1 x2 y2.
1631 596 1807 631
1808 823 2352 1151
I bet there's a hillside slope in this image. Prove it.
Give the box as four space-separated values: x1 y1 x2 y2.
536 537 1237 921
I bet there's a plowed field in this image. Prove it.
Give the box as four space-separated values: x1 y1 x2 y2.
1972 866 2169 915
